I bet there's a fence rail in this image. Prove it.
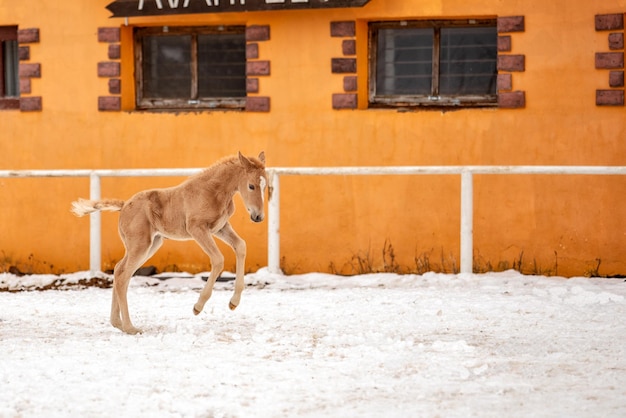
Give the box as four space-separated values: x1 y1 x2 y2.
2 165 626 275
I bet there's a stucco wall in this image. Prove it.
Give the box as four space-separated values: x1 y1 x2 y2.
0 0 625 276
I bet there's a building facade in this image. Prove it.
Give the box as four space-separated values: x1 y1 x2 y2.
0 0 625 276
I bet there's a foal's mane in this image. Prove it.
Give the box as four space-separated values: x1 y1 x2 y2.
197 154 265 179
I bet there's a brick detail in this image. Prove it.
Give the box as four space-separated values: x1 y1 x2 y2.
19 63 41 78
498 91 525 108
97 27 121 112
20 96 42 111
246 43 259 59
16 27 42 112
0 99 19 110
343 76 357 92
19 78 31 94
497 55 525 72
246 61 270 76
609 71 625 88
596 89 624 106
497 16 525 110
498 36 511 52
342 39 356 55
98 96 121 111
595 52 624 69
245 25 271 113
246 25 270 42
247 78 259 93
332 93 357 109
331 58 356 73
497 16 525 33
497 73 512 91
98 62 120 77
332 21 357 109
98 27 120 43
595 14 624 31
331 21 356 37
246 96 270 112
108 44 121 60
594 18 624 107
18 46 29 61
108 79 121 94
17 28 39 44
609 33 624 50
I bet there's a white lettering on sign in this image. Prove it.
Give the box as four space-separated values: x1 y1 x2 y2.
109 0 371 16
138 0 246 10
139 0 160 9
265 0 309 4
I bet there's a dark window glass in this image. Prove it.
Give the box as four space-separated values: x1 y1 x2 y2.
376 28 433 95
370 20 497 108
136 26 246 110
440 27 497 95
0 26 19 104
197 33 246 98
142 35 191 99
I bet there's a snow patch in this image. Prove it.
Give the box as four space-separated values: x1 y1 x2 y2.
1 269 625 417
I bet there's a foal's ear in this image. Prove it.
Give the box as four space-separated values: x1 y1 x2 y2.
238 151 253 169
258 151 266 165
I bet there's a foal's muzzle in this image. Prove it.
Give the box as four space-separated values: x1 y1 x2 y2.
251 213 264 223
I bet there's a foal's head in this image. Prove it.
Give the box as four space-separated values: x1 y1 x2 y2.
238 151 267 223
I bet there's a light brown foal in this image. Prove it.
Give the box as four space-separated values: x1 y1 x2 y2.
71 152 267 334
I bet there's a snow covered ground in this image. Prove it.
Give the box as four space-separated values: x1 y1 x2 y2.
1 269 625 418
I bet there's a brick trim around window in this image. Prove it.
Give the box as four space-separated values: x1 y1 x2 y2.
18 28 42 111
331 21 357 110
97 27 121 111
497 16 526 109
102 25 270 113
338 18 523 111
245 25 271 112
595 13 625 106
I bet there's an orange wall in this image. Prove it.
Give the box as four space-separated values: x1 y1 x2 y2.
1 0 625 277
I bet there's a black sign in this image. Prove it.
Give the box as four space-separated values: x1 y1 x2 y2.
106 0 372 18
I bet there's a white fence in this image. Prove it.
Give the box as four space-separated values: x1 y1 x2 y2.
2 165 626 275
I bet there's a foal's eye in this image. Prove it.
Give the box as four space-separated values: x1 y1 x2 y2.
248 184 255 191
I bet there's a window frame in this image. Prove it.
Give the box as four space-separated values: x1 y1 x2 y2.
368 19 498 109
134 25 247 111
0 25 20 110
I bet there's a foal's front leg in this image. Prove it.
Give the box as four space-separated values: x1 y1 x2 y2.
216 222 246 310
189 228 224 315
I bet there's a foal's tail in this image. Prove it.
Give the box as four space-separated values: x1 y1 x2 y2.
71 198 125 217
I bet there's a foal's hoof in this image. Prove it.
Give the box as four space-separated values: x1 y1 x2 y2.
123 326 142 335
193 305 202 315
229 301 237 311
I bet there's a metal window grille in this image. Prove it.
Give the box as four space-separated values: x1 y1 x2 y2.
135 26 246 110
370 20 497 108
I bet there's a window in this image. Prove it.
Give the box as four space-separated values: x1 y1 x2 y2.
369 20 498 108
135 26 246 111
0 26 19 109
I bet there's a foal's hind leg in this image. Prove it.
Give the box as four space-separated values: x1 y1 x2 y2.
216 223 247 310
111 235 163 328
111 234 162 334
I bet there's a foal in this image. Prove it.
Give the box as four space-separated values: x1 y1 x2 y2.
71 151 267 334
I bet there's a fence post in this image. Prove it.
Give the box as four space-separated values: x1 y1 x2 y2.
268 171 281 274
460 170 473 274
89 172 101 275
